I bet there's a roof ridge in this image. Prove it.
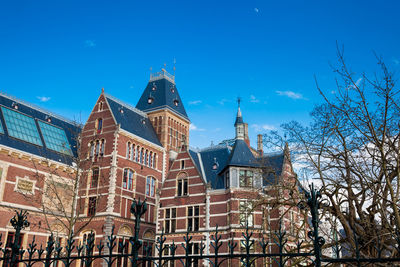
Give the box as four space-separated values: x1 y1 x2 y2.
199 144 230 152
104 93 148 118
0 92 77 125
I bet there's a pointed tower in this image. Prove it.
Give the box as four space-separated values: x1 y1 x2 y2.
234 98 250 146
136 69 190 161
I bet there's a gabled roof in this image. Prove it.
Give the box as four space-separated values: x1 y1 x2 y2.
135 76 189 121
0 93 80 165
225 139 258 168
104 94 162 147
189 144 231 189
260 152 285 186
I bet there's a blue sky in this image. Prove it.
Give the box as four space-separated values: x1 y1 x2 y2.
1 0 399 149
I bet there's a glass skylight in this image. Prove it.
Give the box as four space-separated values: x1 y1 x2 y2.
38 121 72 155
1 107 42 146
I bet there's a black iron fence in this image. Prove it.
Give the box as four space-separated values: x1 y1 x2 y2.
1 185 400 266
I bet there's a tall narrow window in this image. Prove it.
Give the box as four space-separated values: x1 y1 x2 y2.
177 178 188 196
145 150 148 166
181 160 185 169
239 201 253 227
135 146 139 162
146 176 156 197
140 149 144 164
187 206 200 231
97 118 103 133
98 102 103 111
95 140 100 157
91 168 99 188
153 153 157 168
89 141 94 158
100 139 105 156
239 170 253 188
188 243 200 267
149 152 153 167
123 169 134 190
164 208 176 233
88 197 97 216
126 142 131 159
131 144 136 160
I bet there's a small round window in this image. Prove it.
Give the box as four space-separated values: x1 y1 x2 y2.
148 97 154 104
173 99 179 106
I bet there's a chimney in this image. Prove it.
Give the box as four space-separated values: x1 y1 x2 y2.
257 134 263 156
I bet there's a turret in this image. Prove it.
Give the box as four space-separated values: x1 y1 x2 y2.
234 98 250 146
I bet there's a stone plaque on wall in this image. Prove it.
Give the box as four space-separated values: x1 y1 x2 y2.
15 176 35 194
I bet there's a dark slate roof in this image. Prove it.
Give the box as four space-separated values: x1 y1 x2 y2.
136 77 189 120
0 93 80 165
225 139 258 168
189 145 231 189
105 94 162 147
260 152 285 186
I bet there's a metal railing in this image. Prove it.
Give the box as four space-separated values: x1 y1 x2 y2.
1 185 400 266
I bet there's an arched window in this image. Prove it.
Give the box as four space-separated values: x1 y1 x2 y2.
95 140 100 156
140 148 144 164
153 153 157 169
98 102 103 111
100 139 105 156
149 152 153 168
131 144 135 161
91 167 99 188
177 173 188 196
96 118 103 133
145 150 148 166
135 146 139 162
123 169 134 190
126 142 131 159
89 141 94 158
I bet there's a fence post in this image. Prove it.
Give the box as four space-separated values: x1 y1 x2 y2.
9 210 30 267
305 183 325 267
130 199 147 267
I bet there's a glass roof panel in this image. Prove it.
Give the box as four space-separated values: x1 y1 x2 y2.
1 107 42 146
38 120 72 155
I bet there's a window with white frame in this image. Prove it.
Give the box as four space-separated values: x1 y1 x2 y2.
164 208 176 233
123 169 134 190
146 176 156 197
177 174 188 196
239 200 253 227
225 171 230 189
187 206 200 231
239 170 253 188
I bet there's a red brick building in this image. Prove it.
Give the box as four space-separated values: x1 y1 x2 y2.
0 69 303 266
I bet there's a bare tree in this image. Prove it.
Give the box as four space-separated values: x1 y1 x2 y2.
264 45 400 260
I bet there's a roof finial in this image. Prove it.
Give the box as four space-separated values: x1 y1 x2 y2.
237 97 241 107
101 87 104 93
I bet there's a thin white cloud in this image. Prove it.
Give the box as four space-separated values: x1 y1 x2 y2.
188 100 202 105
84 40 96 47
393 58 400 65
276 90 305 100
250 95 260 103
37 96 51 102
254 8 259 13
217 98 229 105
189 123 205 131
251 124 276 132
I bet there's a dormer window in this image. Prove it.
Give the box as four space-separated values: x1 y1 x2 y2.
173 99 179 106
152 83 157 91
119 107 124 114
11 102 18 110
148 97 154 104
170 85 175 93
45 115 52 123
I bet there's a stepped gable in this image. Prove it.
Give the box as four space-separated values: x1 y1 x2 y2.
0 93 80 164
135 70 189 120
260 152 285 186
104 94 162 147
189 144 231 189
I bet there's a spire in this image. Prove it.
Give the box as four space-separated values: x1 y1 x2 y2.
234 97 243 126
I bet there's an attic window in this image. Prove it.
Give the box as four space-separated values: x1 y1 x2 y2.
212 158 219 170
11 102 18 110
152 83 157 91
45 115 52 123
148 97 154 104
173 99 179 106
119 107 124 114
141 119 146 125
170 85 175 93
